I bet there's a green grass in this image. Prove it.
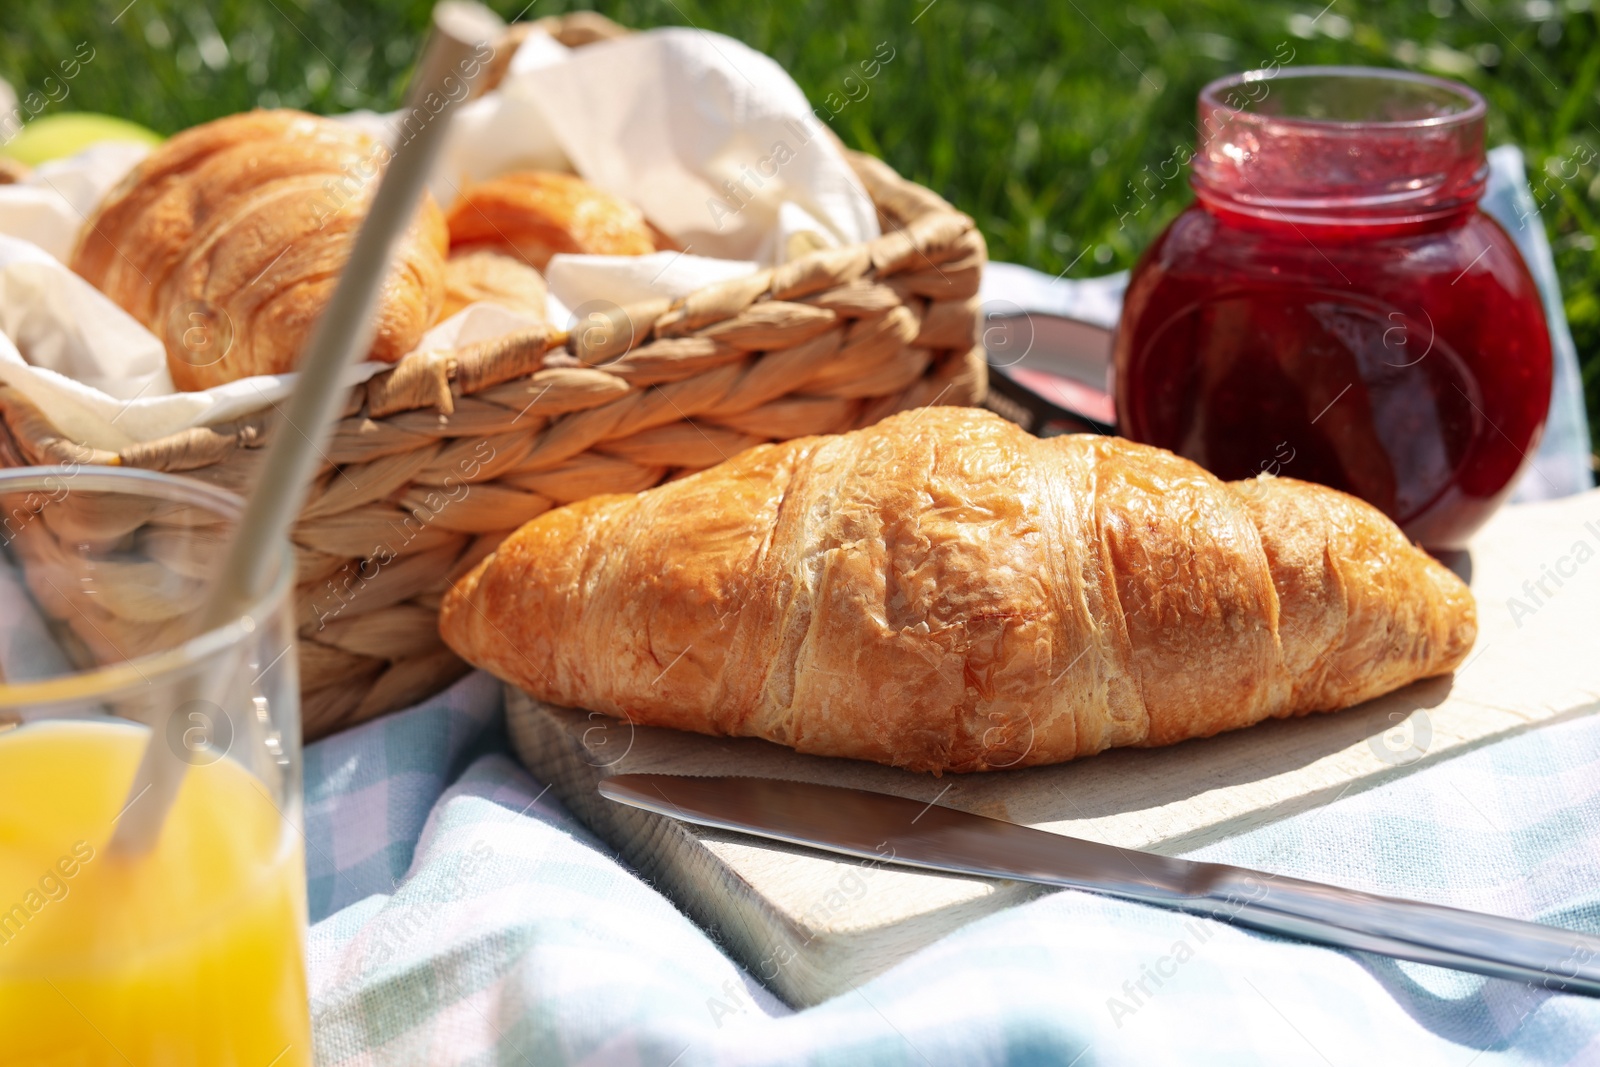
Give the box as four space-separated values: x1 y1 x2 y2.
4 0 1597 451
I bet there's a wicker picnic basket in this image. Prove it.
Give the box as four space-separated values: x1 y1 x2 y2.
0 13 987 739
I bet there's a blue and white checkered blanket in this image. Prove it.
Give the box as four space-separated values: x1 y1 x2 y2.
303 671 1600 1065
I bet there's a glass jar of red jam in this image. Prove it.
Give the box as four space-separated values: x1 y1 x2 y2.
1113 67 1552 549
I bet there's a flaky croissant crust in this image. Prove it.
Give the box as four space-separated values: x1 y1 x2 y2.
440 248 547 321
71 109 447 390
445 170 657 270
442 408 1476 773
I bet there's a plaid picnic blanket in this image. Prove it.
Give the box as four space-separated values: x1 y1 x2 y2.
302 670 1600 1066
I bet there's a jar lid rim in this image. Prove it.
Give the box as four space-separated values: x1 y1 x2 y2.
1200 65 1487 133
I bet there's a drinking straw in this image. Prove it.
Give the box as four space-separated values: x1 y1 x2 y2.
110 1 505 856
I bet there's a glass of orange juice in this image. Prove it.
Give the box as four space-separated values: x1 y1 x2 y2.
0 466 309 1066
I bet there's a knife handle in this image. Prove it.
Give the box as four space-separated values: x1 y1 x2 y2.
1177 867 1600 996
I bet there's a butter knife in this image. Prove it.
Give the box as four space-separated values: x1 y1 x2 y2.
599 773 1600 996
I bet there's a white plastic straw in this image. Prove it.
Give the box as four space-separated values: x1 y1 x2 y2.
111 1 504 856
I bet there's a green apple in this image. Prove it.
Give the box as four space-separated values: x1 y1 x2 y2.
1 113 164 166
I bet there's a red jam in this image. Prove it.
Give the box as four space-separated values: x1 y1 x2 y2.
1113 67 1552 549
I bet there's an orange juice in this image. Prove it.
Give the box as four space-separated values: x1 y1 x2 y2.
0 720 310 1065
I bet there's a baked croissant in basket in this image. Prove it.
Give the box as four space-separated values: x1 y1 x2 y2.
445 170 659 269
441 407 1476 774
71 109 447 390
439 248 547 321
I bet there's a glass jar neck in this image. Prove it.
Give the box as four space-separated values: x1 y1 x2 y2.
1193 67 1488 230
1193 183 1482 237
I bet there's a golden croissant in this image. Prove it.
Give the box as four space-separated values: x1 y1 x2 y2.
71 109 447 390
438 248 547 322
441 407 1476 774
445 170 658 270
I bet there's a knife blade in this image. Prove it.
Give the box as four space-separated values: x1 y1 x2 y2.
599 773 1600 996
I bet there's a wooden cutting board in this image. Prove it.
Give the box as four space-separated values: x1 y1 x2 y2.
506 488 1600 1008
